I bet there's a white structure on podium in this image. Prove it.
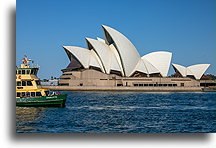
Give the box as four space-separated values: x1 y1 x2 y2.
63 25 210 80
172 63 210 79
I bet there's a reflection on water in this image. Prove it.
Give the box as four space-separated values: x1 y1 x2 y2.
16 107 47 132
16 92 216 133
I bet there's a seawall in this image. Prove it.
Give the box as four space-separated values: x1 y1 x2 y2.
42 86 207 92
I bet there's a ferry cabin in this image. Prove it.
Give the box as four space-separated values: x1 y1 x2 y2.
16 64 49 98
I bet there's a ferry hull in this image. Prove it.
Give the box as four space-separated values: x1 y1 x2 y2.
16 94 67 107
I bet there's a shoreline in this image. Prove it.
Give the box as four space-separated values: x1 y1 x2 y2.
42 86 216 92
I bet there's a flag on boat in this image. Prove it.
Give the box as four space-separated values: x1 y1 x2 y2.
22 55 31 64
22 58 27 63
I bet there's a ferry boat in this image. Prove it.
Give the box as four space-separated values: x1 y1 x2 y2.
16 56 67 107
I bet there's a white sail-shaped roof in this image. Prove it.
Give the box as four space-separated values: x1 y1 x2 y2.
102 25 140 76
63 46 91 68
172 63 210 79
142 58 160 74
187 64 210 79
89 50 105 73
172 63 187 77
86 38 122 74
63 46 105 72
142 51 172 77
109 53 122 72
86 38 110 73
109 44 124 75
97 37 106 43
131 59 160 76
62 25 212 80
132 59 148 74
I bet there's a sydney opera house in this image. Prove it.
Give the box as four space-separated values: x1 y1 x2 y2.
58 25 213 88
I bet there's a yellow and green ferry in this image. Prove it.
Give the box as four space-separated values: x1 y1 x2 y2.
16 57 67 107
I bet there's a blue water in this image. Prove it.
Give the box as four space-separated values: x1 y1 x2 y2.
16 92 216 133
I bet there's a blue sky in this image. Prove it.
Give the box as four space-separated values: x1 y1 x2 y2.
16 0 215 79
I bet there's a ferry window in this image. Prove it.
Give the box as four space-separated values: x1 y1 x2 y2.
149 84 153 86
144 84 148 86
159 84 162 86
168 84 172 87
34 70 38 75
31 69 37 75
163 84 168 86
63 73 72 75
138 84 143 87
21 92 25 97
16 81 21 86
22 81 26 86
27 81 33 86
22 70 25 74
134 84 138 86
173 84 177 87
26 92 30 97
36 92 42 96
26 70 30 74
31 92 35 97
31 69 34 74
18 70 21 74
36 80 41 85
16 92 21 97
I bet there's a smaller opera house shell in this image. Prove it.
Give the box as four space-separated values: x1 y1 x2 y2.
59 25 210 87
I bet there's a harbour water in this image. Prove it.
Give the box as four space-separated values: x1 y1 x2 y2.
16 92 216 133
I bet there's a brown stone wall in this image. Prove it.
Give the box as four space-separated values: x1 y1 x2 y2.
59 69 201 87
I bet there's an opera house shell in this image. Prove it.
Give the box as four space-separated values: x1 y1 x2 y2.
172 64 210 80
63 25 173 77
59 25 211 87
